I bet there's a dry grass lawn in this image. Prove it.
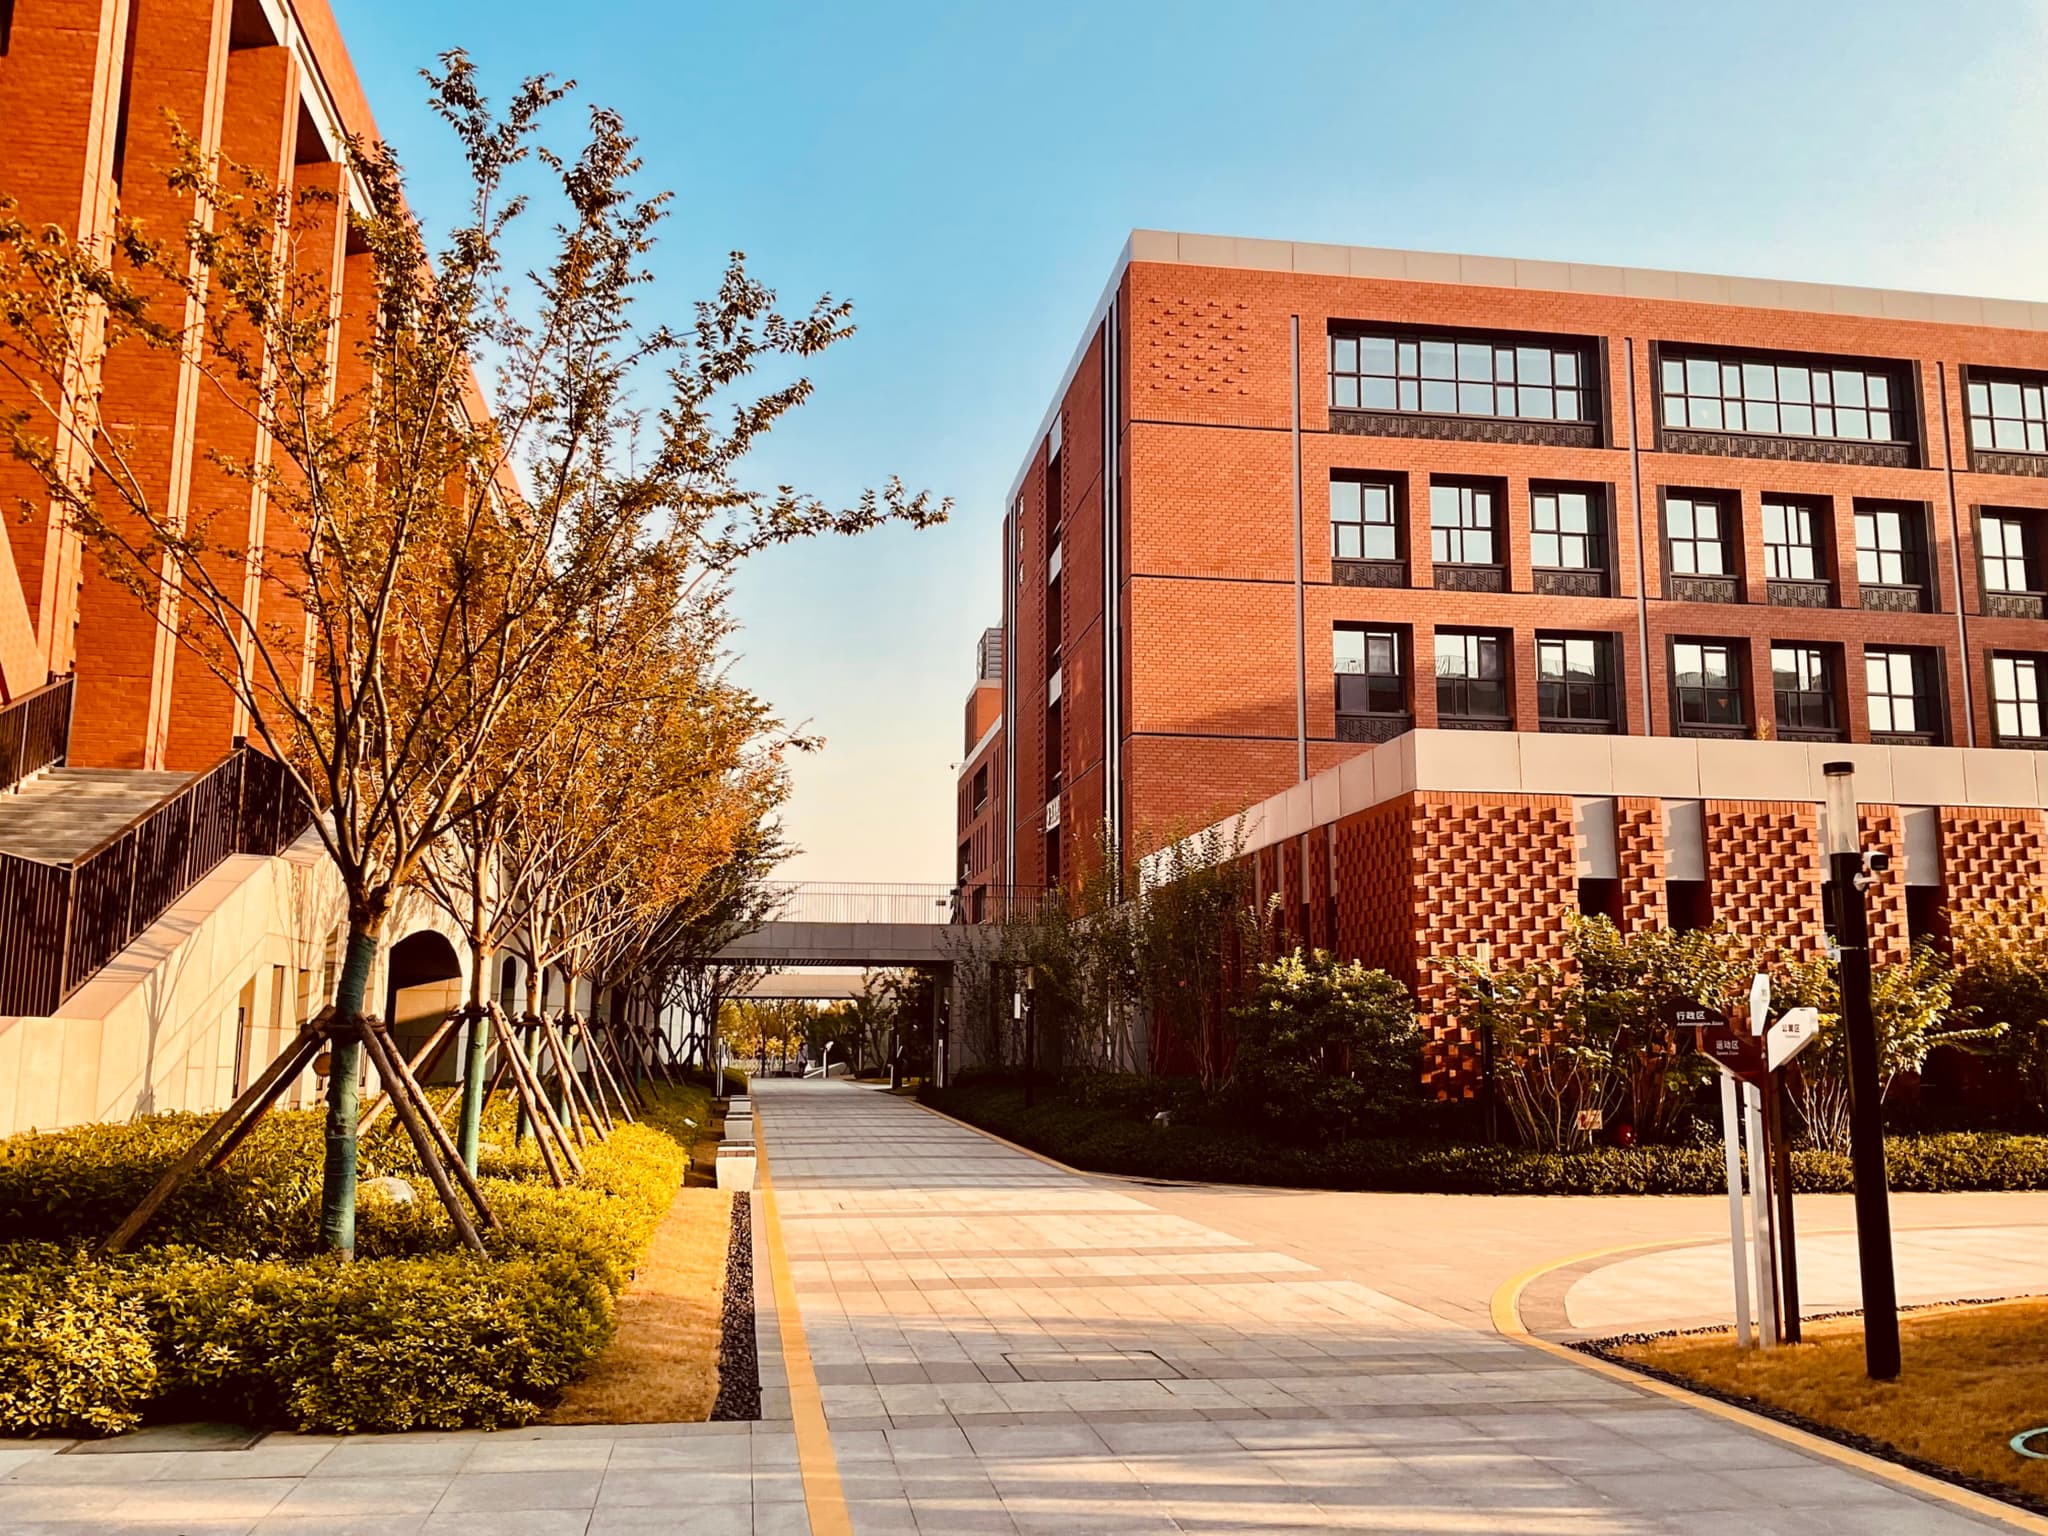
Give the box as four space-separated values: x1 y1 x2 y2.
546 1185 735 1424
1614 1297 2048 1504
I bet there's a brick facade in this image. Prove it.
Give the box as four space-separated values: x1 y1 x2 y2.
0 0 385 779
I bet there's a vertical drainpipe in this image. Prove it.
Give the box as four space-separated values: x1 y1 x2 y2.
1291 316 1307 782
1936 361 1976 746
1003 503 1016 890
1102 303 1122 895
1624 339 1652 733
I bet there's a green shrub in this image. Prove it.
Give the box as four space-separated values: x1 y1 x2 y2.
0 1256 158 1435
0 1081 712 1435
926 1077 2048 1196
1230 949 1420 1142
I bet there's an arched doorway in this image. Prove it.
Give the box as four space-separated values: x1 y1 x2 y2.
383 930 466 1085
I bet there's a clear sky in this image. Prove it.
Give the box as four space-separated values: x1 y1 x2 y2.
329 0 2048 882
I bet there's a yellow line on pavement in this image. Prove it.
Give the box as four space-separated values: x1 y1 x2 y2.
1491 1241 2048 1534
755 1127 852 1536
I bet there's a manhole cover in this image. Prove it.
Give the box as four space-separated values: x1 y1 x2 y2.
63 1421 264 1454
1004 1349 1182 1381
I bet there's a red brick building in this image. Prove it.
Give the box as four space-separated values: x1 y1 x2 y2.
0 0 379 769
959 231 2048 1083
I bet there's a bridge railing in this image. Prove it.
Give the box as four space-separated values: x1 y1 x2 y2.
760 882 1048 926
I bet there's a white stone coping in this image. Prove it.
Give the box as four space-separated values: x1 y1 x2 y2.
1144 730 2048 879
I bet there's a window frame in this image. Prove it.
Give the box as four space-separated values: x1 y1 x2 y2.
1429 480 1500 568
1659 348 1905 446
1979 509 2040 596
1535 632 1618 730
1330 474 1402 564
1966 369 2048 457
1334 625 1409 718
1991 652 2048 744
1762 496 1827 583
1670 638 1748 735
1664 491 1735 580
1770 643 1840 739
1329 327 1594 425
1530 484 1605 573
1864 646 1945 743
1854 502 1928 591
1433 628 1511 724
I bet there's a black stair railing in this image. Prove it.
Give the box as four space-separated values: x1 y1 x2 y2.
0 743 315 1017
0 673 74 794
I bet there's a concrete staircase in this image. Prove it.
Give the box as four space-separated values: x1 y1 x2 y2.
0 767 194 864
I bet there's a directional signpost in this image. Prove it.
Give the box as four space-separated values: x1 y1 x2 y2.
1671 986 1822 1350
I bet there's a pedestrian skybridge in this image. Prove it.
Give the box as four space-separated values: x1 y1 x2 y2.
715 883 967 971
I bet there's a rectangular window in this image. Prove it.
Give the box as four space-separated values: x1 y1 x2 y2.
1536 634 1615 728
1335 626 1406 716
1434 629 1508 722
1331 477 1399 561
1331 331 1588 421
1967 373 2048 455
1661 352 1900 442
1763 498 1824 581
1771 644 1838 736
1672 640 1745 730
1666 493 1731 576
1532 486 1602 571
1993 653 2047 741
1855 503 1924 588
958 840 972 882
1430 482 1497 565
1865 647 1942 740
972 765 989 815
1981 511 2038 594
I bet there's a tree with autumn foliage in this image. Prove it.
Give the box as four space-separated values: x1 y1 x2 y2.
0 55 944 1252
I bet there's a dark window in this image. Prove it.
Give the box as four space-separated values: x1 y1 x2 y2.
1536 634 1615 727
1666 494 1731 576
1532 486 1602 571
1981 511 2039 594
958 841 972 882
972 765 989 815
1045 826 1060 885
1335 626 1406 716
1992 653 2047 741
1667 880 1712 932
1771 644 1838 735
1044 699 1062 798
1330 333 1587 421
1331 477 1399 561
1865 647 1943 740
1673 640 1745 729
1967 373 2048 454
1430 482 1496 565
1435 630 1508 722
1855 503 1924 587
1763 498 1824 580
1661 353 1900 442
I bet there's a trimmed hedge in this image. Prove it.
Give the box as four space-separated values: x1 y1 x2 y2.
925 1080 2048 1196
0 1080 710 1436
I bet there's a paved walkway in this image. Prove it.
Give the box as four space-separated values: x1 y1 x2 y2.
764 1081 2037 1534
4 1080 2044 1534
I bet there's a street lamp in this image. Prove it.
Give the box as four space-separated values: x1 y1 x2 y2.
1824 760 1901 1380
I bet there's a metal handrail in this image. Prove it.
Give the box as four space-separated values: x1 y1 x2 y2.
0 673 74 793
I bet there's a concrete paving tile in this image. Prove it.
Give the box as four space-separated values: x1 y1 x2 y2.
429 1469 603 1514
0 1481 135 1520
460 1437 614 1472
586 1504 752 1535
420 1511 588 1536
111 1476 294 1521
302 1442 473 1478
751 1502 813 1535
250 1516 431 1536
267 1475 452 1518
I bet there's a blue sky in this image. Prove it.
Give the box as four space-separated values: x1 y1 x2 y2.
330 0 2048 881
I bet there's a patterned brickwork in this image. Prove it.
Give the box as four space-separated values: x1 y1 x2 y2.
1278 836 1305 952
1332 798 1420 985
1702 800 1826 954
1858 805 1911 964
1613 796 1667 934
1305 825 1333 951
1937 806 2047 911
1410 793 1578 1094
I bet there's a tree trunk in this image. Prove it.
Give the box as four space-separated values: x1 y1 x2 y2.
456 914 491 1171
320 924 382 1257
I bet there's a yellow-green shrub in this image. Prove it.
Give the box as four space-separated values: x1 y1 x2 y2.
0 1256 157 1434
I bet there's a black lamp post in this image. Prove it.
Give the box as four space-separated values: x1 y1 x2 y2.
1823 760 1900 1380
